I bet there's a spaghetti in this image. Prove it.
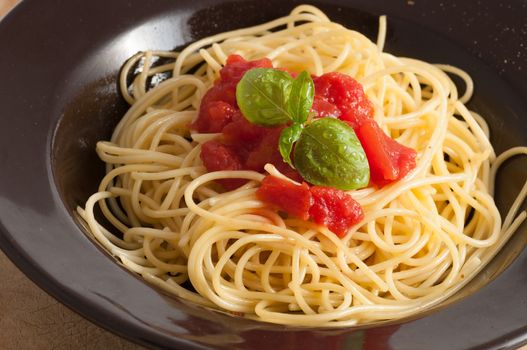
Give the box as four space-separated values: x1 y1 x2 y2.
78 5 527 326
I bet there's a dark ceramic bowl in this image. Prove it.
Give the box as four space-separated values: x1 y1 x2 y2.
1 0 526 349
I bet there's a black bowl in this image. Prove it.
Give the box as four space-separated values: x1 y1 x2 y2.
1 0 527 349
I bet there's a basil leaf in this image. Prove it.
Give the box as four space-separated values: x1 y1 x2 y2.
279 123 304 167
287 71 314 124
293 118 370 190
236 68 293 127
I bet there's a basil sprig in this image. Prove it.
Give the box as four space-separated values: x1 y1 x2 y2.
236 67 370 190
278 123 304 167
287 71 314 124
236 68 294 127
293 118 369 190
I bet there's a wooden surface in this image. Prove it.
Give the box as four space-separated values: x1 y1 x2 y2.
0 2 526 350
0 0 18 17
0 252 145 350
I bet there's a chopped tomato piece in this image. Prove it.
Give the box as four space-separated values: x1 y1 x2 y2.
191 84 237 133
245 127 284 172
222 111 268 147
314 72 373 127
257 176 363 236
311 96 341 118
200 141 246 190
256 176 313 220
355 119 417 187
201 141 242 172
220 54 273 85
340 107 371 129
309 186 364 237
203 82 238 106
192 55 272 133
193 100 237 133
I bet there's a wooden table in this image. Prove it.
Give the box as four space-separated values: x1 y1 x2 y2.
0 251 144 349
1 2 526 350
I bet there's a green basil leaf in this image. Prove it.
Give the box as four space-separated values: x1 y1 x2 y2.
279 123 304 168
293 118 370 190
287 71 314 124
236 68 293 127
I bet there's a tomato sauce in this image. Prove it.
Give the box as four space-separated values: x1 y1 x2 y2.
191 55 416 235
192 55 300 189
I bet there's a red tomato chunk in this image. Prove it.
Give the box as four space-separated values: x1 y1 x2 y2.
200 141 241 172
309 186 364 237
257 176 363 236
314 72 374 128
200 140 247 190
191 55 272 133
355 120 417 187
220 54 273 85
256 176 312 221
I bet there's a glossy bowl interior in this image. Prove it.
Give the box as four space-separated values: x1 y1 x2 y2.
1 0 527 349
